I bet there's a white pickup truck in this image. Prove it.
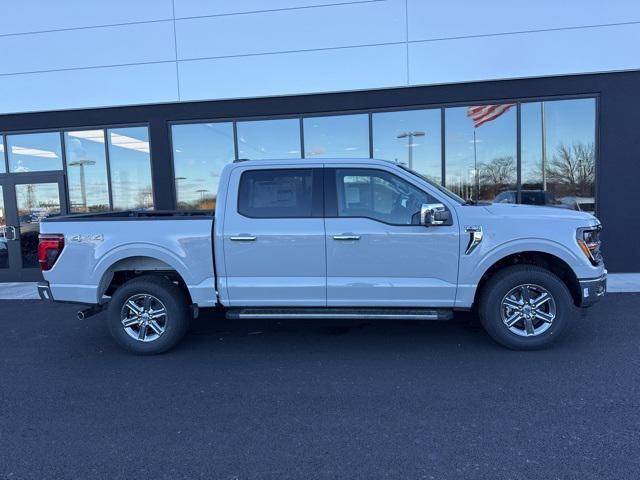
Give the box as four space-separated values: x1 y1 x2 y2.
38 158 606 354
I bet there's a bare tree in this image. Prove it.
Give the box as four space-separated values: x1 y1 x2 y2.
479 156 516 187
546 142 595 196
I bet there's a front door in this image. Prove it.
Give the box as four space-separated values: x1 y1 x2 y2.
324 166 459 308
0 173 67 281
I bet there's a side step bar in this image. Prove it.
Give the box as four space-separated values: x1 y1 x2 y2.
226 308 453 321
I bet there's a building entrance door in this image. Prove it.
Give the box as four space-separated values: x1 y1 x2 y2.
0 173 67 281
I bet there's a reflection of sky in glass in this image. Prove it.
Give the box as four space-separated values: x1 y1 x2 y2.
237 118 300 159
446 105 516 200
521 98 595 185
0 142 5 174
172 122 234 209
0 186 6 269
372 109 441 182
303 114 369 158
64 130 110 212
7 132 63 173
108 127 153 210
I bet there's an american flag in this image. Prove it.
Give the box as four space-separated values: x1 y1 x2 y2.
467 103 515 128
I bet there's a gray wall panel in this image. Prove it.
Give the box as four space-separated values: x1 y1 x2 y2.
409 23 640 86
0 22 176 75
0 0 173 35
0 63 178 114
408 0 640 41
175 0 404 59
179 44 407 101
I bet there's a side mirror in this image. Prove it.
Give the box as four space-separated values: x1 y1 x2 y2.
420 203 449 226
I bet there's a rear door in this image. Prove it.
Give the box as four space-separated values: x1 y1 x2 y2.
221 165 326 306
324 166 459 307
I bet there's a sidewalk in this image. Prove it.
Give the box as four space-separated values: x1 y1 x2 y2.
1 274 639 300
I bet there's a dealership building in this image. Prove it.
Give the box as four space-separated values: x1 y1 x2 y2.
0 0 639 283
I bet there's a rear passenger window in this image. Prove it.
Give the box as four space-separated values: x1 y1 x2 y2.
238 169 314 218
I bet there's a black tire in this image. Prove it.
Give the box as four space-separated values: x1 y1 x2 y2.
107 275 191 355
477 265 577 350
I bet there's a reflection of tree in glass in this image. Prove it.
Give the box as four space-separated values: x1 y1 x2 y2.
478 156 515 199
546 142 594 197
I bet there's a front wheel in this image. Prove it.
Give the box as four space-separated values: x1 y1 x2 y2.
477 265 577 350
107 276 191 354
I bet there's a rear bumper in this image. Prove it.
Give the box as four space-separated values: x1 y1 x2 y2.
37 281 54 301
578 272 607 307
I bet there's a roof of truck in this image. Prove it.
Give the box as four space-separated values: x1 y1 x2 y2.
232 157 396 166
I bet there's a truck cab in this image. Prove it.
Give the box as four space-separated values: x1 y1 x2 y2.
38 158 606 354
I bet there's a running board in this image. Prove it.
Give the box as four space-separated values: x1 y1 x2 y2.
226 308 453 321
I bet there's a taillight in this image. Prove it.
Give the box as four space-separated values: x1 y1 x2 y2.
38 234 65 271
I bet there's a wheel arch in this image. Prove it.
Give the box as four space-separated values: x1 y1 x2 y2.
97 255 193 304
473 251 582 307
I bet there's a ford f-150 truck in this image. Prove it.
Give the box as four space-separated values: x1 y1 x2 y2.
37 158 606 354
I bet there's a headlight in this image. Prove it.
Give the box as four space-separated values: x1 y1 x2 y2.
577 226 602 265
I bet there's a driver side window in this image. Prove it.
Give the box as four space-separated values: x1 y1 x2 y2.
335 169 436 225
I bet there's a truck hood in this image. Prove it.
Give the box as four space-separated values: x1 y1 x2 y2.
481 203 598 224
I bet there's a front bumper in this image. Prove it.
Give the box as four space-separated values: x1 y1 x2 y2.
37 281 54 301
578 272 607 307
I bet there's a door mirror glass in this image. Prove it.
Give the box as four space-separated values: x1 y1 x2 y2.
420 203 449 226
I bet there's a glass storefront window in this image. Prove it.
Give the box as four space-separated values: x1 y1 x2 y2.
0 186 7 268
521 98 596 213
64 130 110 213
15 182 61 267
446 104 517 202
303 114 369 158
7 132 63 173
237 118 301 160
0 142 5 173
172 122 235 210
372 109 441 183
107 127 153 211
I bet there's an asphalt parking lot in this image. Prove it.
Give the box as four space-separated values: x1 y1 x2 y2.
1 294 639 480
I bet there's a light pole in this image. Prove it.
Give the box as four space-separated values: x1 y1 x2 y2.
68 158 96 211
396 131 425 169
196 189 208 201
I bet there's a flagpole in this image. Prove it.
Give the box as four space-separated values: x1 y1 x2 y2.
541 101 547 191
473 128 479 201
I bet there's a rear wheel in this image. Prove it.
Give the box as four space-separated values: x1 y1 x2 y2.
107 276 191 354
478 265 576 350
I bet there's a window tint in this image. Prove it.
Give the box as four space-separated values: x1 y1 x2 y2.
238 169 313 218
335 169 435 225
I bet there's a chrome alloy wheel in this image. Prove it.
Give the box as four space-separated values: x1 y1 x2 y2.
500 284 556 337
120 294 168 342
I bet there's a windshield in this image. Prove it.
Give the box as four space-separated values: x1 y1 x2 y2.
397 164 466 204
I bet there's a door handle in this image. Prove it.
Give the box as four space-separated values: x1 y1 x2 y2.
333 235 360 241
230 235 257 241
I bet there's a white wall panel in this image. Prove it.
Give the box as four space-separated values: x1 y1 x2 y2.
0 63 178 114
173 0 376 18
175 0 404 59
408 23 640 86
0 22 176 75
0 0 173 35
408 0 640 41
179 44 407 101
